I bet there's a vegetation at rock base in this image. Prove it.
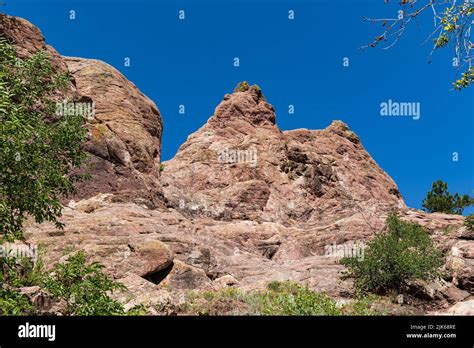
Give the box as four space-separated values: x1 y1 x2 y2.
42 251 130 316
340 214 444 294
0 242 44 315
421 180 472 215
180 281 380 316
0 248 143 316
0 37 88 241
465 213 474 232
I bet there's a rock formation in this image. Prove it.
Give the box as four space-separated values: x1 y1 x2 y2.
1 14 472 315
0 14 164 208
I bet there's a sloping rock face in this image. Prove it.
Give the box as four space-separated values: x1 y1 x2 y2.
161 83 405 227
65 57 164 207
0 14 164 207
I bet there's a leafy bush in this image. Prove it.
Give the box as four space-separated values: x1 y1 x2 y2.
0 37 88 240
422 180 472 215
0 244 44 315
0 287 34 315
0 248 145 316
0 254 42 289
340 214 443 294
42 251 129 316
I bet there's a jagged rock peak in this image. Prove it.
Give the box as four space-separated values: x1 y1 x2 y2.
208 81 276 128
326 120 360 144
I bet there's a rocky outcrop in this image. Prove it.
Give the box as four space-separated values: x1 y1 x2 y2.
437 300 474 315
161 83 405 227
24 81 472 312
0 14 67 71
65 57 164 207
0 13 164 207
4 14 471 314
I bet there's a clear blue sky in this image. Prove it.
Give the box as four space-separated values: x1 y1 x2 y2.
3 0 473 212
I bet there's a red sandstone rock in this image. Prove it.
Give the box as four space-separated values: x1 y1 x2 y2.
3 15 471 313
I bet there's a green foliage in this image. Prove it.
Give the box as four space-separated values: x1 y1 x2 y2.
42 250 128 316
422 180 472 214
0 287 34 315
184 281 380 316
454 66 474 90
0 251 43 288
0 253 33 315
433 4 473 89
254 281 341 315
367 1 473 89
340 214 443 294
0 242 44 315
0 246 146 316
236 81 249 92
0 37 88 240
465 214 474 232
159 164 165 172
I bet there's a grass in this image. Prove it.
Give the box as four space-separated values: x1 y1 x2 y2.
181 281 381 316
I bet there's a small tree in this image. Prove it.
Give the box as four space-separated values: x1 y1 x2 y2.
422 180 472 214
341 214 443 294
0 37 88 240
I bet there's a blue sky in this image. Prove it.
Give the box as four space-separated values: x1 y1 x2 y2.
3 0 473 212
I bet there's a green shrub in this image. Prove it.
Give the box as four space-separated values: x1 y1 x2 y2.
0 287 34 315
0 244 145 315
254 281 341 315
184 281 368 316
236 81 249 92
340 214 443 294
0 37 88 240
422 180 472 214
42 250 129 316
0 243 43 315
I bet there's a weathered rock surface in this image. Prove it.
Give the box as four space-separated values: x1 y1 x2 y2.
4 15 472 314
161 83 405 227
0 14 67 71
24 81 472 312
0 13 164 208
433 300 474 315
65 57 164 207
